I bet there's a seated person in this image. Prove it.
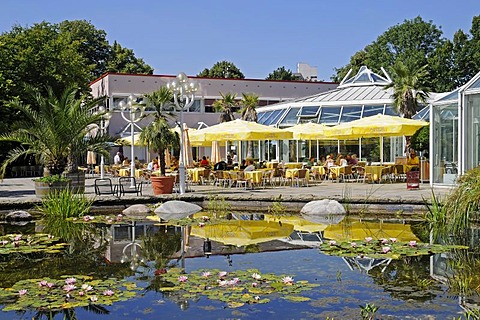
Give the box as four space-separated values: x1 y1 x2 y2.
324 155 335 169
226 155 233 167
306 156 316 168
407 150 420 167
244 159 255 172
200 156 210 167
213 161 227 171
349 154 358 165
122 157 130 166
338 155 348 167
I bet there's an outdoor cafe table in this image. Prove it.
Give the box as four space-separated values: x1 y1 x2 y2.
284 163 303 169
187 168 205 183
365 165 387 183
118 168 130 177
244 170 263 187
285 168 310 181
328 166 343 180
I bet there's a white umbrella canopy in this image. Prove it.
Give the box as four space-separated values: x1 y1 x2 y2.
86 151 96 165
180 124 194 168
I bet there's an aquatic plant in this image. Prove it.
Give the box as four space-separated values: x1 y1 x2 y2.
268 195 287 217
37 188 94 219
156 268 319 308
442 167 480 235
320 238 467 259
0 233 67 256
0 275 138 312
205 195 231 219
359 303 379 320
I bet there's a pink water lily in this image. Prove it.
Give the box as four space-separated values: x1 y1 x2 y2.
389 238 397 243
103 289 114 296
39 280 48 287
14 235 22 241
350 242 357 248
409 240 417 247
47 282 55 288
65 277 77 285
252 282 258 287
178 276 188 283
282 276 294 285
18 289 27 296
381 238 389 244
201 271 211 278
382 246 391 253
0 240 8 245
364 237 373 243
328 240 336 246
198 222 205 227
63 284 76 292
78 291 85 296
219 271 227 278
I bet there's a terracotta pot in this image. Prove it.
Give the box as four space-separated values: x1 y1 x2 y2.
151 176 175 195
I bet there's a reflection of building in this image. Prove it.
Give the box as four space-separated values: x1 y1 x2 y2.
343 256 392 274
430 71 480 186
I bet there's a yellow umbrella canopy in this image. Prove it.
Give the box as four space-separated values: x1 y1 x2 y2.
324 114 429 139
190 220 294 247
264 214 328 233
284 122 331 140
189 119 293 142
323 219 419 242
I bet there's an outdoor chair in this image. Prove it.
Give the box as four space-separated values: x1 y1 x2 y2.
200 168 211 185
339 165 354 182
117 177 143 196
94 178 118 196
294 169 309 187
394 164 406 182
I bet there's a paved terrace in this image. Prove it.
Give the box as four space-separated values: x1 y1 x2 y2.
0 177 453 217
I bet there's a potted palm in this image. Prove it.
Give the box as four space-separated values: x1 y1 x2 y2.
0 85 113 197
140 87 179 195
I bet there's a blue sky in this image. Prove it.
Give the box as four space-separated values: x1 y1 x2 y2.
0 1 478 81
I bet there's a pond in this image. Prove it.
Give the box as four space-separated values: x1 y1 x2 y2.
0 213 479 320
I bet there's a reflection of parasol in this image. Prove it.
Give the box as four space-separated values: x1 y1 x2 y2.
164 148 171 168
301 213 345 225
86 151 96 165
264 214 328 233
191 220 293 247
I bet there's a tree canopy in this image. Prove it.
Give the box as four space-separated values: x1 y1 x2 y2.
266 66 300 81
332 15 480 93
197 61 245 79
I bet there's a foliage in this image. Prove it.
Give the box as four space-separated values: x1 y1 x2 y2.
0 86 113 176
213 92 237 123
105 41 153 75
156 268 319 308
0 275 138 312
0 234 67 256
197 61 244 79
265 66 300 81
410 125 429 153
359 303 379 320
320 239 467 259
442 167 480 235
141 232 181 269
36 185 93 220
139 87 179 176
267 195 287 217
445 249 480 297
33 174 70 184
332 15 480 93
205 195 232 219
239 92 259 158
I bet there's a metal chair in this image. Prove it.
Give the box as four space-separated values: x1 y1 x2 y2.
118 177 143 196
94 178 118 196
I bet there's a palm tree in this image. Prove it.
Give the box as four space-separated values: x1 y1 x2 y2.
139 87 179 176
240 93 259 158
0 86 112 178
213 92 237 123
385 60 430 152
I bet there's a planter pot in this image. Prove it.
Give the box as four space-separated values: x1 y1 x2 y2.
63 171 86 194
151 176 175 195
34 180 71 198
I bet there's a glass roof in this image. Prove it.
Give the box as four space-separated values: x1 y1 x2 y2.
339 66 391 87
469 76 480 89
435 89 460 103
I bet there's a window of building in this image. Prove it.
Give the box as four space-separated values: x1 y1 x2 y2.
319 106 341 124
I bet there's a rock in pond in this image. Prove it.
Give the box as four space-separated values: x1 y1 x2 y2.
300 200 346 225
154 200 202 221
122 204 152 218
5 210 32 221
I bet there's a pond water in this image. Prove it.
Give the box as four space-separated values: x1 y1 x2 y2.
0 215 479 319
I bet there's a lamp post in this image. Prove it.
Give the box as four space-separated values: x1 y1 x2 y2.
119 95 145 187
167 73 198 194
97 106 112 179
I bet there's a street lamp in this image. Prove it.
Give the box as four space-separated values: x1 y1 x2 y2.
97 106 112 179
119 95 145 187
167 73 198 194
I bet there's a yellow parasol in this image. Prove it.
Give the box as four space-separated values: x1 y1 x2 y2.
323 219 419 242
324 114 428 139
284 122 331 140
189 119 293 142
264 214 328 233
190 220 294 247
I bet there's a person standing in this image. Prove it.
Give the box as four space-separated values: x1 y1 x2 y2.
114 152 122 165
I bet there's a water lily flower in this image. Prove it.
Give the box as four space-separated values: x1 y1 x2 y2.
198 222 205 227
202 216 210 221
389 238 397 243
81 284 93 291
65 277 77 285
103 289 114 296
47 282 55 288
382 246 391 253
116 214 123 221
107 219 113 223
178 276 188 283
47 235 54 239
282 276 294 285
252 282 258 287
350 242 357 248
83 216 91 222
63 284 76 292
252 273 261 280
219 271 227 278
409 240 417 247
18 289 27 296
381 238 389 244
328 240 336 246
14 235 22 241
365 237 373 243
201 271 211 278
0 240 8 245
232 277 240 284
254 296 260 301
79 291 85 296
217 280 227 287
90 295 98 302
39 280 48 287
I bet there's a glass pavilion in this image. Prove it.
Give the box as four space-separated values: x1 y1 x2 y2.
255 66 411 163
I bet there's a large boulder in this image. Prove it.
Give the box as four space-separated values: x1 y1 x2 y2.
300 200 346 225
122 204 152 218
154 200 202 221
5 210 32 221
